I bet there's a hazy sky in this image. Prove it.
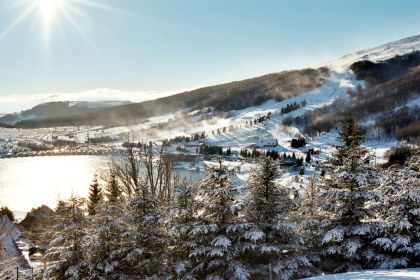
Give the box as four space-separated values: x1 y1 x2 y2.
1 0 420 99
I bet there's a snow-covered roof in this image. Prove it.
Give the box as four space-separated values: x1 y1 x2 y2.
0 214 21 240
1 214 30 274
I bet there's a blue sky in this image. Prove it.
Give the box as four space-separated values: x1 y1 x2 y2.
0 0 420 100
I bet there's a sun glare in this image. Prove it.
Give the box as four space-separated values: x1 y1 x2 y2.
38 0 63 22
36 0 64 37
0 0 124 44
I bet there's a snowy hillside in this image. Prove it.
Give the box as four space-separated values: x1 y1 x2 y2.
60 36 420 153
328 34 420 71
303 269 420 280
31 63 401 164
72 68 392 161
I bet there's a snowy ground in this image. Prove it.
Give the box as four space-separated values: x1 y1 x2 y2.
303 268 420 279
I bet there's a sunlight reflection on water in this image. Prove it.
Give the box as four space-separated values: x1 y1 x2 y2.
0 155 110 212
0 155 202 213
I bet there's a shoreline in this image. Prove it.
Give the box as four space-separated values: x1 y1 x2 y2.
0 150 124 159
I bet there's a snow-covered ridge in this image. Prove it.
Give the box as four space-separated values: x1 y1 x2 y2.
67 100 131 109
328 34 420 71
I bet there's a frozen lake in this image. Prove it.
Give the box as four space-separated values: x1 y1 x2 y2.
0 155 201 213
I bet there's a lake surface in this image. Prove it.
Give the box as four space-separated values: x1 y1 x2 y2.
0 155 201 212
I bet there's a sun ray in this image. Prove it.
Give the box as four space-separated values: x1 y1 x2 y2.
0 0 133 49
0 2 38 40
62 2 93 22
72 0 130 15
59 6 101 55
0 0 30 13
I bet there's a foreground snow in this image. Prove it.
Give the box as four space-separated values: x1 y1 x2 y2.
303 268 420 280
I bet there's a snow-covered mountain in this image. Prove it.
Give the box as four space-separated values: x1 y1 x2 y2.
3 35 420 153
328 34 420 71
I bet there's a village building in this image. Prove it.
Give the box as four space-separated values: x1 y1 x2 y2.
255 137 278 148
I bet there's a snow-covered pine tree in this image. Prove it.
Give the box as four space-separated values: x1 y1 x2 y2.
167 178 198 279
44 196 88 279
83 199 127 279
319 118 382 272
370 154 420 269
294 175 327 277
189 158 249 280
119 185 169 278
241 156 307 280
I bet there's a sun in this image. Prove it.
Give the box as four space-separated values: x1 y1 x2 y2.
37 0 64 33
37 0 64 23
0 0 123 44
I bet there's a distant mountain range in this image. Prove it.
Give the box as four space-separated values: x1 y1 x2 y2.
0 101 131 125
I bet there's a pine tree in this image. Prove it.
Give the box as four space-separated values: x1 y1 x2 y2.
299 167 305 176
241 156 307 279
83 200 127 278
167 179 198 278
305 150 311 163
370 155 420 269
87 175 102 215
333 118 364 166
318 119 381 272
44 196 87 279
120 189 168 278
189 159 249 279
0 206 15 222
105 170 121 203
294 175 326 277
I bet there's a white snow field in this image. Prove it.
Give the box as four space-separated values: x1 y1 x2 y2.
303 269 420 280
